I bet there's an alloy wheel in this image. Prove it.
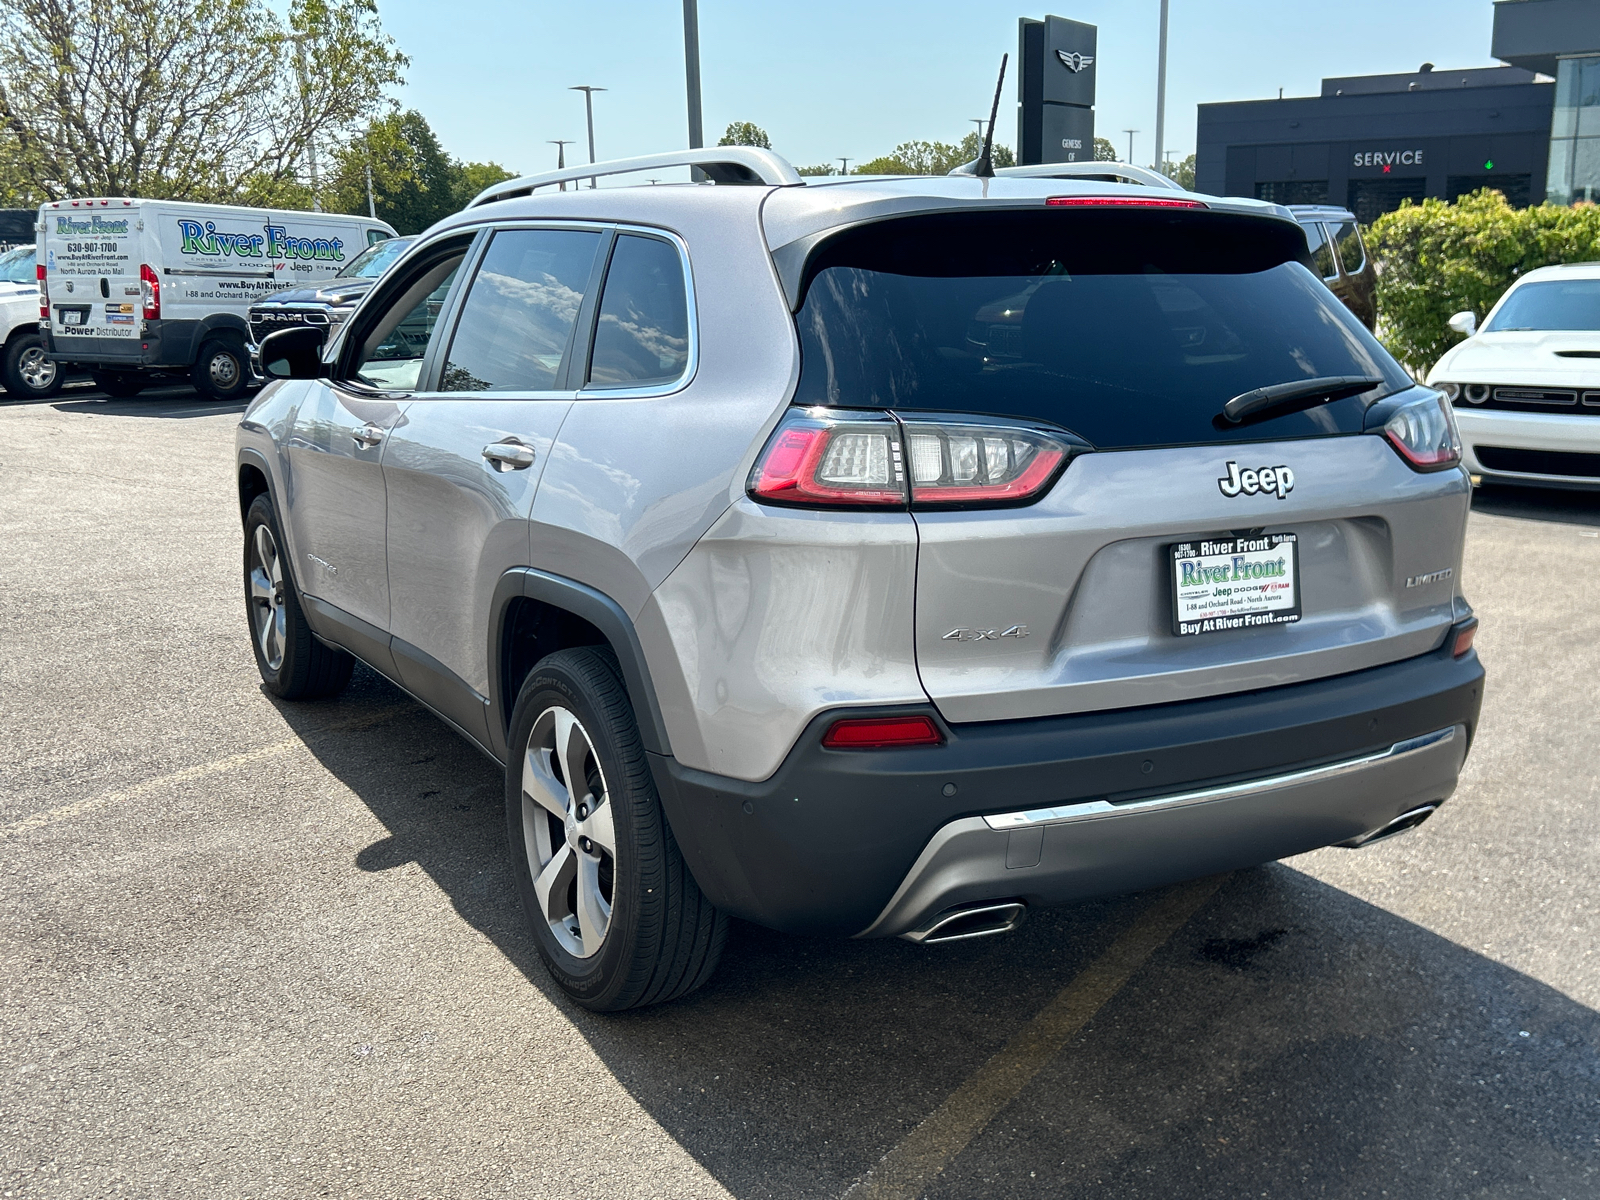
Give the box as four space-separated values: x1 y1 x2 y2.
521 705 616 959
247 523 287 672
18 346 56 391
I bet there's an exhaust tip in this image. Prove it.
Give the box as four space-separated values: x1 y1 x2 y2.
902 900 1027 945
1340 803 1440 849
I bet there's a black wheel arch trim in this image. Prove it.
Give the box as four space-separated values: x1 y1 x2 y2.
490 567 673 761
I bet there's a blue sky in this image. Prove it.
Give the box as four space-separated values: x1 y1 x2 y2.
377 0 1504 175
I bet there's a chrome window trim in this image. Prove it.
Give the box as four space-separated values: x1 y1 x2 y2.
577 223 699 400
981 725 1459 831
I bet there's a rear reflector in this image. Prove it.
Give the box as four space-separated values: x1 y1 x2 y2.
1451 618 1478 658
821 715 943 749
37 263 47 320
1045 196 1207 208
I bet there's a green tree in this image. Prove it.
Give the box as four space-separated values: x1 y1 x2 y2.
856 132 1013 176
0 0 406 203
1160 153 1196 190
1367 189 1600 373
1094 137 1118 162
453 160 516 210
796 164 837 176
328 110 456 234
718 121 771 149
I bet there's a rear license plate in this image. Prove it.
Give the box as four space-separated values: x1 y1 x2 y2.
1170 533 1300 636
62 309 83 325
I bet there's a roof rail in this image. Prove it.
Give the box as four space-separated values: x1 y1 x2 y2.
469 147 803 207
993 161 1185 191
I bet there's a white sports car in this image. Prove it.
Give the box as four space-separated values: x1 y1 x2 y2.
1426 262 1600 490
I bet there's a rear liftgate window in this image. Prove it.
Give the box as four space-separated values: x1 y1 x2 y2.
793 210 1411 449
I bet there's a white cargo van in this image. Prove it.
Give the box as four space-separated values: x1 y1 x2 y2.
38 198 394 399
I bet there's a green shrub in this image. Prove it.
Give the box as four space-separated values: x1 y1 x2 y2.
1368 190 1600 373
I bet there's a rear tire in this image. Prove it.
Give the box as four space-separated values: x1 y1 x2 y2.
243 494 353 700
193 336 249 401
506 646 727 1011
90 369 144 398
2 333 63 399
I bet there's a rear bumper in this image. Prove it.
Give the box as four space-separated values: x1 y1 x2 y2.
1457 407 1600 489
860 724 1464 938
42 319 200 369
653 638 1484 937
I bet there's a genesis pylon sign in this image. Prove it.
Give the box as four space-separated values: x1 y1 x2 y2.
1019 15 1097 165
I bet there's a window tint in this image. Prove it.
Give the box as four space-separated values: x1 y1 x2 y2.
1484 279 1600 332
353 265 459 391
1303 222 1338 280
442 228 601 392
587 234 690 387
794 210 1409 450
1331 221 1365 274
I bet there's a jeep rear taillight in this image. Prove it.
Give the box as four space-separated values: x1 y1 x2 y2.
37 263 47 320
140 263 160 320
748 410 907 507
749 408 1086 510
901 418 1079 506
1382 393 1461 472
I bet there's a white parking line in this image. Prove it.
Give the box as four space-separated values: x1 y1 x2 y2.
842 875 1227 1200
0 705 412 839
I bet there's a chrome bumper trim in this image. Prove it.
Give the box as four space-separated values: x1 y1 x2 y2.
981 726 1457 832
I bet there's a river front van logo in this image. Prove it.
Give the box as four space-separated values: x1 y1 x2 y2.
55 214 131 235
176 220 346 263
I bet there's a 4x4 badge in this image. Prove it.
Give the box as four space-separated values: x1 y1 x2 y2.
1218 461 1295 499
944 625 1029 642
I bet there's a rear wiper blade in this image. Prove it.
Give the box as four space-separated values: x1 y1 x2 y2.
1221 375 1385 425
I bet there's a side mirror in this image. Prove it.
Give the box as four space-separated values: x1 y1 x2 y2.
1447 311 1477 337
259 325 329 380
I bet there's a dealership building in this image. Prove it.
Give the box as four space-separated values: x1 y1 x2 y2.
1195 0 1600 222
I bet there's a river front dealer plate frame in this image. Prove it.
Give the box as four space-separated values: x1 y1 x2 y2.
1169 532 1301 637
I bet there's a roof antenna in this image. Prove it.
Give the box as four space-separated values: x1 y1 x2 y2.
951 53 1008 177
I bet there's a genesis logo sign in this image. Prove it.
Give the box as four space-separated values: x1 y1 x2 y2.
1055 50 1094 72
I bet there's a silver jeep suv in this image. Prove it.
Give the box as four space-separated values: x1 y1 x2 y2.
236 148 1484 1011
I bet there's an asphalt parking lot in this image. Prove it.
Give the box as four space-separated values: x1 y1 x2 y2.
2 383 1596 1199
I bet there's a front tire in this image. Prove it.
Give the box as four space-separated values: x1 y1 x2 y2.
243 494 353 700
506 647 727 1011
193 336 249 401
2 334 63 399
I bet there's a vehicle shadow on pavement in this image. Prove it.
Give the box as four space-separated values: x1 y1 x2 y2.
48 390 248 418
1472 481 1600 527
285 667 1600 1200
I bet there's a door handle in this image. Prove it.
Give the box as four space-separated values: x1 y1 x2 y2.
482 440 536 471
352 423 386 447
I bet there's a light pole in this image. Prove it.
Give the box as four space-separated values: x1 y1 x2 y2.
549 139 574 191
683 0 703 151
1123 128 1139 165
569 86 606 187
838 157 851 176
972 118 986 140
1153 0 1170 177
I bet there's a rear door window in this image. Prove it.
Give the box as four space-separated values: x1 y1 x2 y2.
1303 222 1338 281
586 234 690 388
793 210 1409 450
441 228 603 392
1330 221 1366 275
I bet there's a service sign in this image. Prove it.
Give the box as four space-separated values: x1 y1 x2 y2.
1170 533 1301 636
